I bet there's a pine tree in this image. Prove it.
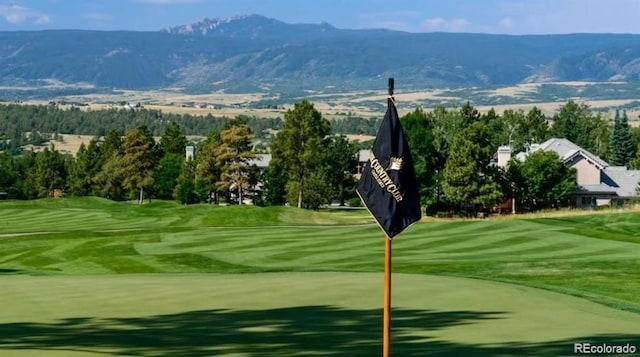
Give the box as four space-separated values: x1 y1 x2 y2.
121 127 156 204
442 122 502 212
68 140 102 196
326 135 357 206
174 159 199 205
196 131 222 204
271 100 330 209
215 123 256 204
154 153 184 200
160 122 188 156
93 152 126 201
609 110 635 167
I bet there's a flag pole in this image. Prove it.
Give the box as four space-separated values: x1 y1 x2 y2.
358 76 420 355
383 234 392 357
383 77 394 357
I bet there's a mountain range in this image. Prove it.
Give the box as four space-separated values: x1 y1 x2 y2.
1 14 640 94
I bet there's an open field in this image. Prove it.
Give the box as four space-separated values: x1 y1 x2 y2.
16 80 640 120
0 198 639 355
23 134 97 157
23 134 207 157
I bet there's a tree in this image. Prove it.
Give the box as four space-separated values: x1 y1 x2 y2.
503 107 550 152
286 170 331 210
507 150 576 211
551 100 609 158
400 108 437 207
68 140 102 196
196 130 222 203
101 130 124 160
30 145 70 198
215 123 256 204
174 159 199 205
0 152 18 197
609 110 634 167
271 100 331 208
428 105 464 171
92 131 125 201
442 135 478 207
15 151 38 199
121 127 156 204
460 101 481 126
630 125 640 169
154 153 184 200
326 135 357 206
523 107 550 144
160 121 188 156
442 122 502 212
93 152 126 201
261 141 288 206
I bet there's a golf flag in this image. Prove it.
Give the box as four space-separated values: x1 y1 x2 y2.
357 97 421 238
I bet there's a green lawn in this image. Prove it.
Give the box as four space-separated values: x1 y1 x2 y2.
0 198 639 356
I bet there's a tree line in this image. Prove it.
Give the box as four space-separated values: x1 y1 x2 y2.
0 103 381 155
1 99 640 214
401 101 640 214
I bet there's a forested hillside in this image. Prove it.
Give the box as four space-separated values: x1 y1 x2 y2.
3 15 640 94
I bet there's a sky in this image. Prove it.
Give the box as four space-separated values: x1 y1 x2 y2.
1 0 640 34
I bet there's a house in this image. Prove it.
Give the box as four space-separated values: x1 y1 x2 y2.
247 154 271 170
355 149 372 179
499 138 640 209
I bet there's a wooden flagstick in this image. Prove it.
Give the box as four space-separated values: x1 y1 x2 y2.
383 235 392 357
383 77 394 357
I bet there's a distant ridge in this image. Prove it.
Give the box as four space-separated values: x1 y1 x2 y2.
1 14 640 93
162 14 336 38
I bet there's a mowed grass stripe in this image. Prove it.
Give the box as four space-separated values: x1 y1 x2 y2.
0 221 635 270
1 198 640 313
3 220 639 268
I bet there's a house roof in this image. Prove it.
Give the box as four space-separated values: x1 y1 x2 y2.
250 150 371 170
575 184 618 194
248 154 271 168
533 138 609 168
602 168 640 198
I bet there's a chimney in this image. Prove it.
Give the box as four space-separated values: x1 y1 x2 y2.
497 145 513 168
185 145 195 161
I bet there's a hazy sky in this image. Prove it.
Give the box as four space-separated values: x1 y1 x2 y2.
1 0 640 34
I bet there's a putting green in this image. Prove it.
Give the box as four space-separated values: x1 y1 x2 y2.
1 272 638 356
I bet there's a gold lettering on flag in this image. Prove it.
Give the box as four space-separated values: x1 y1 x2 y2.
369 153 403 202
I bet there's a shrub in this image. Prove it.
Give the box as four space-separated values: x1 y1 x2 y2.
347 197 361 207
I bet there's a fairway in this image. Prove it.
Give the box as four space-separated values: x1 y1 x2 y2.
1 198 639 356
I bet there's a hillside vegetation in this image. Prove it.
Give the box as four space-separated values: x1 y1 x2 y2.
3 15 640 95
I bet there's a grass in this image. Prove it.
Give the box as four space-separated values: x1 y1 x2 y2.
0 197 639 356
1 273 639 356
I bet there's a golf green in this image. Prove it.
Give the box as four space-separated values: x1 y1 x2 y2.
1 272 638 356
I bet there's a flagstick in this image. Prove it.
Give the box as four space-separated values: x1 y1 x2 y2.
383 235 392 357
383 77 395 357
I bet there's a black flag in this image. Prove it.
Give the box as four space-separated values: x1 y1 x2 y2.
357 97 421 238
